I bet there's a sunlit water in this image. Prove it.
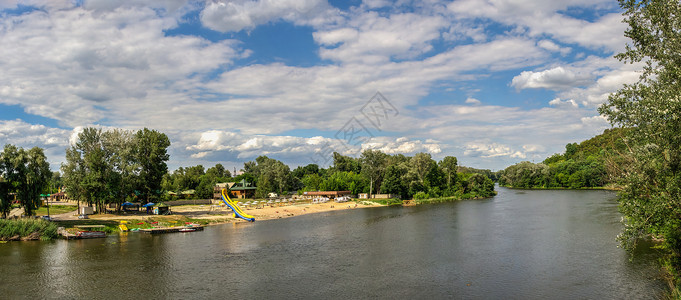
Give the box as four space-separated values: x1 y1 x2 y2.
0 187 666 299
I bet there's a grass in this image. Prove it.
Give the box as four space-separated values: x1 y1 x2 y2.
54 219 120 234
0 218 58 241
54 215 217 234
362 198 403 206
35 205 78 216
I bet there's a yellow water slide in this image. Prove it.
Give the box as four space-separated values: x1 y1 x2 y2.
220 189 255 222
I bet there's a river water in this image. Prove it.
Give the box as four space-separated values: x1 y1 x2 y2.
0 187 667 299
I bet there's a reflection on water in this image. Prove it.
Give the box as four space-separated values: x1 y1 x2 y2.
0 188 666 299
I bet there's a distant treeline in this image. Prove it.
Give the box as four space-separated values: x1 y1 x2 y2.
498 128 630 189
166 151 497 201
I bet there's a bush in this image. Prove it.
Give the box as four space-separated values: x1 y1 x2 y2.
413 191 430 200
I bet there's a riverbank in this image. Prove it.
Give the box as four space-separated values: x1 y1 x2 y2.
0 218 58 241
499 185 621 191
48 200 385 232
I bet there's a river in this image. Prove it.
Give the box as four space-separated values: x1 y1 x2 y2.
0 187 667 299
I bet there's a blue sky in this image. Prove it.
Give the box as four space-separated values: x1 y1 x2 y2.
0 0 641 172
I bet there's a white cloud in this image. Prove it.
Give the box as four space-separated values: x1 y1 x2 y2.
511 66 592 90
0 4 245 127
314 11 448 63
548 98 578 108
447 0 626 52
465 97 481 105
537 39 570 55
200 0 339 33
464 141 525 159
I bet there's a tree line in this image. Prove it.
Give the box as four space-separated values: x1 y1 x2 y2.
498 128 629 189
162 150 496 201
61 127 170 213
237 150 496 200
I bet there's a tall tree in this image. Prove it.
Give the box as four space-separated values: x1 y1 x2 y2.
0 145 19 218
21 147 51 216
438 156 458 188
411 152 435 184
598 0 681 289
0 145 50 216
360 149 388 195
332 152 361 174
380 163 409 199
134 128 170 202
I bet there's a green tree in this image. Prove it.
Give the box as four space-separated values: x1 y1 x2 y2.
21 147 51 216
598 0 681 289
360 149 388 196
380 164 409 199
410 152 436 184
0 145 50 216
331 152 361 174
0 145 20 217
438 156 458 188
134 128 170 202
301 173 323 191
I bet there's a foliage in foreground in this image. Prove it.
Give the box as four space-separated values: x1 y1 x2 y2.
598 0 681 293
0 219 58 241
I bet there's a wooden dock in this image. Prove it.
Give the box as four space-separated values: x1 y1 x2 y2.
140 226 204 234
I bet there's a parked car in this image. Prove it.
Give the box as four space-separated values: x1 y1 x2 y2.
78 214 89 219
41 216 52 221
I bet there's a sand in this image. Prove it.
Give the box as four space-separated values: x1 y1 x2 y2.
54 200 384 224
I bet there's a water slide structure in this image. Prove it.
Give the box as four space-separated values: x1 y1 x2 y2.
220 188 255 222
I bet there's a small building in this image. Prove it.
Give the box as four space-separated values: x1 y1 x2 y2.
79 206 94 215
214 179 257 199
303 191 351 199
49 192 67 201
180 190 195 199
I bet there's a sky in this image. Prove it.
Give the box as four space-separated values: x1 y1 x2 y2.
0 0 641 172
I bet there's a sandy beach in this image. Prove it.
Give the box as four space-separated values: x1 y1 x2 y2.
53 200 384 224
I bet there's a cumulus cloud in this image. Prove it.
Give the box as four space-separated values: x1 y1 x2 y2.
447 0 626 52
548 98 578 108
464 141 525 159
465 97 481 105
511 66 592 90
200 0 338 33
314 11 448 64
0 3 246 127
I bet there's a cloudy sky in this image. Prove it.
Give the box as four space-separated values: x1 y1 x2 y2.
0 0 639 172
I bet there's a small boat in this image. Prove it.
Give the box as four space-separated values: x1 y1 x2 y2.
179 227 198 232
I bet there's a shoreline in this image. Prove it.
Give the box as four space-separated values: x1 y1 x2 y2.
60 200 386 229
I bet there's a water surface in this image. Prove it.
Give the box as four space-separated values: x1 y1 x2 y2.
0 187 666 299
